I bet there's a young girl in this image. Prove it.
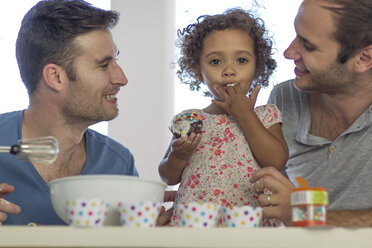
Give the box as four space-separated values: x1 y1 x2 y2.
158 8 288 227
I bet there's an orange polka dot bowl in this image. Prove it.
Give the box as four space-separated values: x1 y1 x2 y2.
48 175 166 226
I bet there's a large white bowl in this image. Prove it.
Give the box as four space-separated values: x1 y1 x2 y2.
48 175 167 225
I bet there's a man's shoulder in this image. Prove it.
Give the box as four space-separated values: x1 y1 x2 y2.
86 129 129 149
268 79 305 105
85 129 132 157
271 79 296 94
0 110 23 130
0 110 22 124
84 129 138 176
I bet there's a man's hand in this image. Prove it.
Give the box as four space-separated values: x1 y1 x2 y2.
250 167 294 226
0 183 21 225
156 191 176 226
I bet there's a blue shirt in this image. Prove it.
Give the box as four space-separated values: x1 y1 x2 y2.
0 110 138 225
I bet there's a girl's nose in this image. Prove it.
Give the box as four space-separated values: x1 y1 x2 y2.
223 64 236 77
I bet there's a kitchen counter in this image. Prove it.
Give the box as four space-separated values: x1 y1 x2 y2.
1 226 372 248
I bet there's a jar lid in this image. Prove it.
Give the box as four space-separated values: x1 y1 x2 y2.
291 189 329 205
290 177 329 205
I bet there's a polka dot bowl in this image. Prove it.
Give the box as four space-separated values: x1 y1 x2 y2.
222 206 263 228
177 202 219 228
118 201 162 227
66 198 109 227
49 175 166 225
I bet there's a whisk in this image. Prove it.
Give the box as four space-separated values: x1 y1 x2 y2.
0 136 59 166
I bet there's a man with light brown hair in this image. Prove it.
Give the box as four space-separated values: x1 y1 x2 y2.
252 0 372 227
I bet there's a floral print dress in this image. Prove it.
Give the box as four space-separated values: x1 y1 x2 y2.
170 104 283 227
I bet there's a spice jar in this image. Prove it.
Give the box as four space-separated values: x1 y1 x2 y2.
291 177 328 227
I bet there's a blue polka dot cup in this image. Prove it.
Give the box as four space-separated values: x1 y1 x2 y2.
222 206 262 228
118 201 162 227
177 202 219 228
66 198 109 227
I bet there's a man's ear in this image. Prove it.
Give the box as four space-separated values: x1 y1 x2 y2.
42 64 66 91
355 45 372 73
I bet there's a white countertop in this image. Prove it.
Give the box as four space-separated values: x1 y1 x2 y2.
1 226 372 248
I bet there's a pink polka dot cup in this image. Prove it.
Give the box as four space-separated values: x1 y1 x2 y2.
222 206 262 228
66 198 109 227
118 201 162 227
177 202 219 228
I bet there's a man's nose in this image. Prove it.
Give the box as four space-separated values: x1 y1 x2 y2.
111 62 128 86
284 38 300 61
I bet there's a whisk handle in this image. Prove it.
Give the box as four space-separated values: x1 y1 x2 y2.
10 145 21 155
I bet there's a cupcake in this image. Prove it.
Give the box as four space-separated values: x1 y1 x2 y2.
171 112 203 138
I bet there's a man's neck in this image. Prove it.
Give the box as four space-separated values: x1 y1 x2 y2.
22 106 88 182
22 107 87 143
309 90 372 141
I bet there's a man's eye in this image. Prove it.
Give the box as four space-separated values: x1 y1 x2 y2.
237 58 248 64
300 38 316 51
209 59 221 65
304 44 315 51
100 63 109 69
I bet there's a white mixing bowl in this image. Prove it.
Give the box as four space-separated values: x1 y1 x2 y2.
48 175 167 225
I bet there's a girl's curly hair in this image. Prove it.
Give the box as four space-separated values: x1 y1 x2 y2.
176 8 277 96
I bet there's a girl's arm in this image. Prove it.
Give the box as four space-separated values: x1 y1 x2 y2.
213 85 288 170
158 133 201 185
237 111 288 170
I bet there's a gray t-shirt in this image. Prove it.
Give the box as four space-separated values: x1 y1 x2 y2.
268 79 372 210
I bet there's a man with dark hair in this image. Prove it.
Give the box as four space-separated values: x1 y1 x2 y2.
0 0 172 225
251 0 372 227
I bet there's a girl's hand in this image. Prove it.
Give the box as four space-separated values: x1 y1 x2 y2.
170 132 201 161
250 167 294 226
212 84 261 120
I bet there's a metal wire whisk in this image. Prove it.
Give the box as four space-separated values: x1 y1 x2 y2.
0 136 59 166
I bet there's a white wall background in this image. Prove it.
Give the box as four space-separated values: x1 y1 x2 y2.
0 0 301 182
109 0 301 181
110 0 176 181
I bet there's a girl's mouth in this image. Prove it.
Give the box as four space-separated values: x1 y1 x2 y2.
221 83 237 92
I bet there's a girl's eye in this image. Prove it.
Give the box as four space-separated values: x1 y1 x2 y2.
237 58 248 64
209 59 221 65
